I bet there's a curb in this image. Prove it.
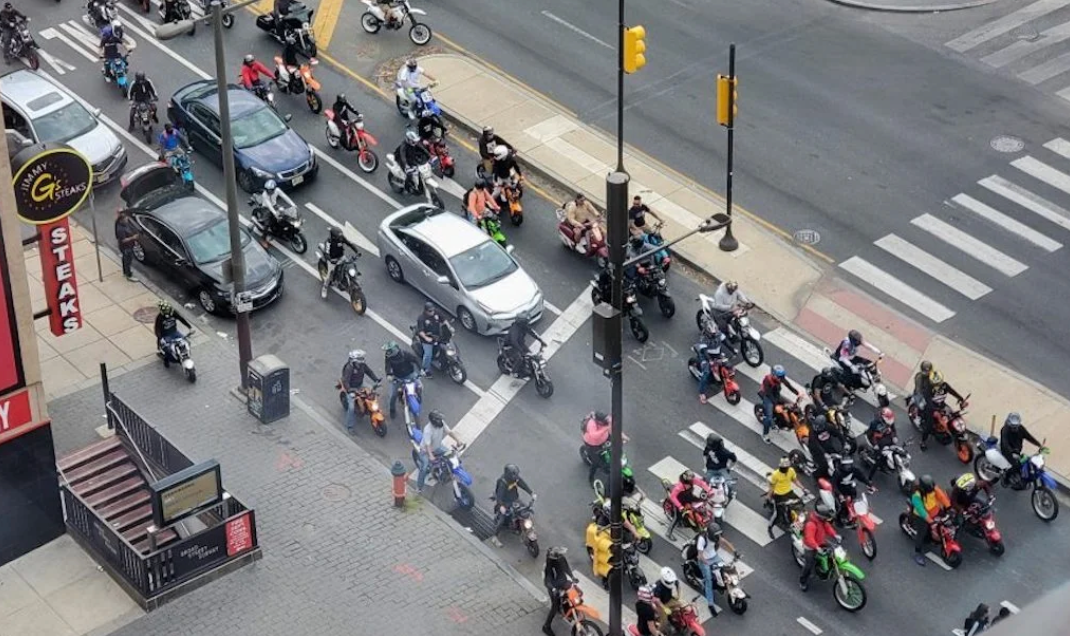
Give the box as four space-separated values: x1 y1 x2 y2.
824 0 998 11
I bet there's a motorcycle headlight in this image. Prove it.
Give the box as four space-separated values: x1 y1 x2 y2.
625 294 636 303
347 267 357 278
369 400 379 411
522 519 533 530
250 167 272 179
833 546 846 560
983 520 995 530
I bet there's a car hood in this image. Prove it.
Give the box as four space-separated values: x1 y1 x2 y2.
237 129 310 174
66 123 122 166
467 268 541 315
201 241 279 288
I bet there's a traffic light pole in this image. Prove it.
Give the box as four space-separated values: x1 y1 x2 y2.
718 43 739 253
606 172 627 636
616 0 626 172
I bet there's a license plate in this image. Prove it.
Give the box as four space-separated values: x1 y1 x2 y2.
291 175 304 186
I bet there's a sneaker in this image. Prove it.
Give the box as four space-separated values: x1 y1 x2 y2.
699 394 708 404
489 537 503 548
913 553 927 567
762 435 772 444
125 275 139 282
919 442 928 451
709 604 720 617
320 287 328 299
424 371 433 379
798 580 808 591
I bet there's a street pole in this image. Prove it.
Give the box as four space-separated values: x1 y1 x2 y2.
606 171 628 636
616 0 625 172
211 0 253 389
718 43 739 252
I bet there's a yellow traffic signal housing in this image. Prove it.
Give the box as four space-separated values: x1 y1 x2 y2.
624 25 647 74
716 74 738 126
586 523 614 578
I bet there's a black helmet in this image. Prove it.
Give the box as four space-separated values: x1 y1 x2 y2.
330 226 342 239
920 360 933 374
482 126 494 137
3 3 12 9
622 473 636 493
1005 412 1022 428
514 316 530 329
820 366 835 381
547 546 567 560
814 502 835 520
135 71 145 82
919 474 935 494
428 410 445 427
406 58 418 70
706 433 723 449
504 464 520 481
593 411 610 425
705 522 723 542
811 415 828 433
848 329 863 346
336 93 347 103
680 470 695 484
474 178 486 190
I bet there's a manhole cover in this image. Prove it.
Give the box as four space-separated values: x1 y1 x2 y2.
793 229 821 245
991 135 1025 153
321 484 351 502
132 307 157 323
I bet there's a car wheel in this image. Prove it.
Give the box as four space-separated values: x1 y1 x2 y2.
457 307 478 333
197 289 218 314
237 169 256 193
132 240 147 263
385 256 404 283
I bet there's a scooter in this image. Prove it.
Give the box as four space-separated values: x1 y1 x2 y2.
274 55 322 113
249 197 307 254
191 0 234 27
158 0 195 34
816 478 877 561
660 480 711 535
681 539 749 614
394 81 439 120
474 209 508 247
324 111 378 173
407 423 474 509
687 346 742 404
3 18 39 70
336 381 386 436
163 148 195 190
592 480 653 554
385 157 443 208
590 269 647 343
897 508 962 568
103 55 130 97
696 296 763 367
255 1 317 57
493 166 524 226
908 394 974 463
974 437 1059 521
858 438 916 495
248 79 277 110
408 320 467 385
158 333 196 383
359 0 432 45
555 207 608 268
492 495 539 557
132 100 155 145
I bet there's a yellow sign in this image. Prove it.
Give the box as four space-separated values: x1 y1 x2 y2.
11 145 93 225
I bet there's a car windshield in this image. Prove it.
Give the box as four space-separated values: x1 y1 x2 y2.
187 219 250 264
449 241 517 289
231 106 287 149
32 101 97 143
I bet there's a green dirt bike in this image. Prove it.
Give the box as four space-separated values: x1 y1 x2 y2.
592 479 653 555
477 210 508 246
790 518 867 612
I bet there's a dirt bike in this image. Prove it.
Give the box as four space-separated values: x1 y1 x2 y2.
660 480 712 536
897 509 962 568
790 531 868 612
324 111 378 173
816 477 877 560
908 393 973 463
681 541 749 614
336 381 386 436
273 55 322 113
687 347 741 404
590 269 648 343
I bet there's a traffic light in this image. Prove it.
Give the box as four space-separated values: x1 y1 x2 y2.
586 523 614 578
623 25 647 74
716 74 738 127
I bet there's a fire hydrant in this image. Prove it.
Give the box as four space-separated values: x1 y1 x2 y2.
391 461 408 507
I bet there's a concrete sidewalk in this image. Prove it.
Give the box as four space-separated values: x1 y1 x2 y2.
420 53 1070 478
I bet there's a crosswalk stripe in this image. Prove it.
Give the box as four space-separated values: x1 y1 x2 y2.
637 495 763 578
911 214 1028 277
1042 137 1070 161
980 19 1070 67
1020 50 1070 85
873 234 992 300
951 193 1062 252
647 456 780 546
1056 85 1070 103
570 571 639 626
979 175 1070 233
839 257 956 323
945 0 1069 53
1012 154 1070 196
38 27 98 62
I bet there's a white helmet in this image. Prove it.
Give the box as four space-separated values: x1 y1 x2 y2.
494 145 509 160
264 179 277 192
348 349 365 363
659 567 677 585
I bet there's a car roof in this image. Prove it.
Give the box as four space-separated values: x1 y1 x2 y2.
393 207 489 258
0 70 73 116
176 80 262 118
142 196 225 237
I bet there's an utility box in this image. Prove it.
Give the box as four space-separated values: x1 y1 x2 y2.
246 355 289 424
592 301 621 376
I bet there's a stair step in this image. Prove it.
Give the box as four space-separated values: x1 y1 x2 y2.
57 436 123 472
64 449 130 484
84 476 146 509
125 521 177 546
99 490 151 521
109 504 152 532
133 528 178 554
70 463 139 497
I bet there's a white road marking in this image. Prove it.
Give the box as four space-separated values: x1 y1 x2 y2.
979 175 1070 233
122 6 168 37
544 301 563 316
980 20 1070 67
839 257 956 323
1056 85 1070 103
1043 137 1070 161
797 616 823 635
925 551 954 570
38 26 98 62
950 193 1061 252
115 7 207 78
540 11 614 49
911 214 1028 277
1020 50 1070 84
303 203 380 256
1001 600 1020 614
682 422 810 499
874 234 992 300
945 0 1069 53
35 47 77 75
58 22 109 59
1013 154 1070 196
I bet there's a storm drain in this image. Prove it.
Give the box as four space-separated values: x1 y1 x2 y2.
448 505 497 540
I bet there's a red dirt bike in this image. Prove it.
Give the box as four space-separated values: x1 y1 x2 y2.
660 480 712 536
423 137 455 178
898 509 963 568
687 348 741 405
957 491 1004 555
816 477 877 560
324 111 379 173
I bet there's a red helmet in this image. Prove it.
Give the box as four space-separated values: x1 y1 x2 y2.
880 407 895 425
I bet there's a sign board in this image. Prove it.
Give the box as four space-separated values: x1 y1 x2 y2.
225 512 255 556
0 226 24 395
0 389 40 445
149 460 223 528
37 220 82 336
11 144 93 226
233 291 253 314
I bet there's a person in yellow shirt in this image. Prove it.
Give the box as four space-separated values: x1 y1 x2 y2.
767 457 807 530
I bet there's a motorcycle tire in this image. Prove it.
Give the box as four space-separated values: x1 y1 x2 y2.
725 389 742 406
306 90 322 114
859 527 877 561
185 366 197 383
447 360 467 385
897 512 914 538
572 619 604 636
387 171 405 193
222 13 234 28
973 455 1001 483
496 354 511 375
752 403 764 423
989 540 1005 556
349 286 367 315
373 420 387 437
629 317 649 343
25 49 39 70
741 338 764 367
590 287 603 305
325 127 340 149
535 376 554 399
955 439 974 464
357 149 379 173
526 539 540 559
832 575 867 612
579 446 593 466
360 11 381 33
934 430 953 446
627 567 646 591
408 22 432 46
907 404 923 433
1033 486 1059 521
944 549 963 569
289 233 308 254
317 260 329 281
658 295 676 318
695 309 707 332
791 543 806 568
143 126 153 145
442 163 455 178
636 537 652 555
455 483 475 510
730 597 748 615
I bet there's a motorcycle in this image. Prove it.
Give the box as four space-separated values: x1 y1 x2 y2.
324 111 378 173
316 244 367 315
159 0 195 34
695 296 763 367
642 222 671 271
586 520 646 590
158 334 196 383
493 496 539 557
394 82 439 121
475 209 508 247
255 1 317 57
634 260 675 318
248 79 277 110
409 320 467 385
579 437 635 492
682 540 749 614
814 404 859 455
163 148 195 190
273 55 322 113
897 509 962 568
907 394 973 463
754 397 810 449
85 0 117 29
974 437 1058 521
858 438 916 496
667 601 706 636
103 55 131 97
423 137 455 178
493 166 524 226
555 207 608 267
790 531 867 612
592 480 653 554
686 345 741 404
590 269 647 343
249 197 307 254
336 381 386 436
764 491 804 537
407 423 474 509
660 479 711 535
957 490 1005 555
3 18 39 70
825 349 890 408
496 337 554 398
132 101 155 144
816 477 877 560
359 0 432 45
385 156 443 208
556 581 604 636
395 376 423 426
191 0 234 27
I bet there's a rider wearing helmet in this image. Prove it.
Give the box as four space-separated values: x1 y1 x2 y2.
276 32 310 92
697 321 735 405
331 93 361 128
542 546 575 636
866 407 898 448
394 128 431 191
909 474 950 566
98 22 126 82
0 2 25 56
694 521 738 617
810 366 845 412
912 360 934 411
703 433 737 483
490 143 523 186
667 470 713 539
767 456 806 529
919 369 966 451
415 301 443 376
239 53 274 91
758 364 801 444
416 410 457 493
491 464 535 547
127 71 158 131
949 472 992 513
806 414 847 480
503 315 545 378
999 412 1042 468
250 179 296 231
652 567 683 615
417 107 447 143
635 585 663 636
153 300 191 362
830 456 874 523
708 280 750 335
396 57 436 93
478 126 513 177
320 226 361 299
835 329 883 390
382 340 421 419
799 503 840 591
464 177 500 224
339 349 381 433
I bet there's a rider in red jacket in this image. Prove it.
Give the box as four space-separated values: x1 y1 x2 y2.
239 54 274 90
799 503 839 591
666 471 713 538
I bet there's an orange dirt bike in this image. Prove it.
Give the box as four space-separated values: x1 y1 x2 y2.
336 382 387 436
273 55 322 112
907 393 973 463
493 168 524 226
557 580 604 636
754 397 810 446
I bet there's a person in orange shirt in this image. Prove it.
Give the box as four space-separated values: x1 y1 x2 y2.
465 178 500 223
909 474 951 566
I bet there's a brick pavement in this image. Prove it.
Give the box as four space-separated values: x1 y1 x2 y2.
48 337 545 636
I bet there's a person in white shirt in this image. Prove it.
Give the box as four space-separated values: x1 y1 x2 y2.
250 180 295 230
695 523 738 618
709 281 750 334
396 58 436 92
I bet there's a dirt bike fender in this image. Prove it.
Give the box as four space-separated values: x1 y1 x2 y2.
839 561 865 580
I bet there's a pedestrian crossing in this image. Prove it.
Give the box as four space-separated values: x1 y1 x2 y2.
836 137 1070 324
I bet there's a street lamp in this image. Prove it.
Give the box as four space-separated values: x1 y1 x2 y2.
156 0 258 390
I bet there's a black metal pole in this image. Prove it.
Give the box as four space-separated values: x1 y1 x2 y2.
718 43 739 252
100 362 112 430
616 0 625 172
606 171 629 636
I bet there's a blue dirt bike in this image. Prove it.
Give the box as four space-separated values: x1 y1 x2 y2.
165 149 195 190
407 424 474 509
104 55 130 97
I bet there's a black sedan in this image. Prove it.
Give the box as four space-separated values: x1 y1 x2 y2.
167 80 318 193
120 163 284 314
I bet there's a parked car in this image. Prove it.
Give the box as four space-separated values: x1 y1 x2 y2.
1 69 127 185
377 205 543 335
119 163 284 314
167 80 317 193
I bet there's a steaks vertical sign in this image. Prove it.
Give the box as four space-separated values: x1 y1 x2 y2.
11 144 93 336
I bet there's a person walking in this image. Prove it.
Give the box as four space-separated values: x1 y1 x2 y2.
114 210 139 282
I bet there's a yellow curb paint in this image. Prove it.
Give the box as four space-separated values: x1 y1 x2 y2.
317 51 388 97
311 0 345 50
253 0 274 15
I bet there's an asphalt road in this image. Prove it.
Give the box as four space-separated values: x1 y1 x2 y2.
11 4 1070 636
